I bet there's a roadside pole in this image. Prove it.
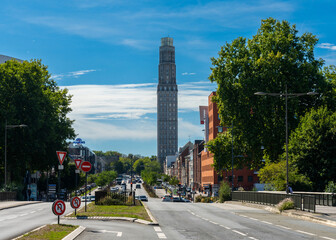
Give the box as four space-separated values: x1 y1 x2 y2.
85 172 87 212
74 159 81 216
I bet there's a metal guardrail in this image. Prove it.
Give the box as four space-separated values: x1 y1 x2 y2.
232 191 316 212
0 192 17 201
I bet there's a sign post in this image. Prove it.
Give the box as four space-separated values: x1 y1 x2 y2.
52 200 66 224
56 151 67 199
70 196 81 216
81 161 92 212
74 159 82 199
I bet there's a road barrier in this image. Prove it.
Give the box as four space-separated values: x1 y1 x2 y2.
231 191 317 212
0 192 17 201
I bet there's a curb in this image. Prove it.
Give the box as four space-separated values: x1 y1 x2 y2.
142 202 159 225
12 224 47 240
0 201 43 211
62 226 86 240
221 201 336 228
63 216 156 225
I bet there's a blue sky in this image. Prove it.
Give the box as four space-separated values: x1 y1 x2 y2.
1 0 336 157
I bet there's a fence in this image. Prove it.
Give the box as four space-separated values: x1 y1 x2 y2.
95 190 129 205
231 191 316 212
0 192 17 201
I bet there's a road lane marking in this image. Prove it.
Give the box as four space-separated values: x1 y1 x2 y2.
261 220 272 225
20 213 28 217
209 221 218 225
321 237 336 240
249 237 259 240
249 217 258 221
202 218 209 221
30 211 36 214
232 230 247 236
220 225 231 230
154 227 162 232
295 230 316 236
275 225 291 230
157 232 167 239
239 215 248 218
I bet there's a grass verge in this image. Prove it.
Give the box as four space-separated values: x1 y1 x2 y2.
18 224 77 240
68 202 152 221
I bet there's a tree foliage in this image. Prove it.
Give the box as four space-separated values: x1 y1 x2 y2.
0 60 75 185
288 106 336 191
209 17 334 174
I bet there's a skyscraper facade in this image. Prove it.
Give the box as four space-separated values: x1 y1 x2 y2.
157 37 178 166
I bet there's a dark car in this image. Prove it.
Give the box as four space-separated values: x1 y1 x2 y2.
172 197 184 202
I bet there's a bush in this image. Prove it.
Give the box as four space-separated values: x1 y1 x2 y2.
195 195 203 202
277 198 294 212
219 181 231 203
97 196 124 205
325 181 336 193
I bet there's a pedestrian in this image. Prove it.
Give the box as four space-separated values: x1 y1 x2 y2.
288 186 293 194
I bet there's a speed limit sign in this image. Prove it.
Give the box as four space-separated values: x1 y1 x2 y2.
70 196 81 209
52 200 66 216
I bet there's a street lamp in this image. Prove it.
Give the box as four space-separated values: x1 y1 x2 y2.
4 120 28 187
255 85 318 193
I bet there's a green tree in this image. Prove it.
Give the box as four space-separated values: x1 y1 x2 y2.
111 160 124 174
169 176 179 186
209 18 333 173
288 106 336 191
0 59 75 185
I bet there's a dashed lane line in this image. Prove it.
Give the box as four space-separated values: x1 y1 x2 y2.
220 225 231 230
154 227 162 232
321 236 336 240
261 220 273 225
275 225 291 230
295 230 316 236
157 232 167 239
249 237 259 240
232 230 247 236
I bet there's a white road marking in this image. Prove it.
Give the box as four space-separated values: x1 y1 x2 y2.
30 211 36 214
202 218 209 221
249 237 259 240
239 215 248 218
249 217 258 221
154 227 162 232
275 225 291 230
321 237 336 240
261 220 272 225
20 213 28 217
209 221 218 225
232 230 247 236
295 230 316 236
157 232 167 239
220 225 231 230
94 230 122 237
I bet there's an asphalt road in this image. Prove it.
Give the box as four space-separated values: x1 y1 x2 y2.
0 201 73 240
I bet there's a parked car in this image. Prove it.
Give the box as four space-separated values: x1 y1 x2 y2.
138 195 148 202
136 184 141 189
181 197 191 203
162 194 173 202
90 196 95 201
81 196 91 202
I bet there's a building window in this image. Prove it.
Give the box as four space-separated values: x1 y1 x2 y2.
248 176 253 182
238 176 243 182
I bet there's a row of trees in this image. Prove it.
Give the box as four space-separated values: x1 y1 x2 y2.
207 18 336 191
0 60 75 191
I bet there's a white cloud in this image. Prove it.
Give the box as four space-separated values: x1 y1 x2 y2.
318 43 336 51
182 72 196 76
51 69 96 80
63 81 215 140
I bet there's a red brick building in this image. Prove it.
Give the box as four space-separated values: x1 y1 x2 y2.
200 92 259 195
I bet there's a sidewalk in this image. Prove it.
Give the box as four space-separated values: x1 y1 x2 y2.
219 201 336 228
0 201 42 210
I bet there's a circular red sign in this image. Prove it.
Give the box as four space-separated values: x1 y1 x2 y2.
81 161 92 172
70 196 81 209
52 200 66 216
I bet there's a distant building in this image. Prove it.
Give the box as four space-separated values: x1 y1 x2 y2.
157 37 178 166
0 54 23 64
192 140 204 191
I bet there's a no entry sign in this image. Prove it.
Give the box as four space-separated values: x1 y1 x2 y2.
70 196 81 209
81 161 92 172
52 200 66 216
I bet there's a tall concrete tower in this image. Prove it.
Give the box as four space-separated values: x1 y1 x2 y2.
157 37 178 166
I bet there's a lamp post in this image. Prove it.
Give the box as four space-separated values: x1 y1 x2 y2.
255 85 318 194
4 121 28 187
